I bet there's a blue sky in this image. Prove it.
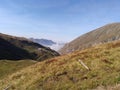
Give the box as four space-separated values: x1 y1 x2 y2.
0 0 120 42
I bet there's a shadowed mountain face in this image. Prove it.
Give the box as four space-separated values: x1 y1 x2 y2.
0 33 59 60
0 38 32 60
59 23 120 54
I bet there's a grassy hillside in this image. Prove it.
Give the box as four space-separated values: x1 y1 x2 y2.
0 33 59 61
0 60 36 79
60 23 120 54
0 40 120 90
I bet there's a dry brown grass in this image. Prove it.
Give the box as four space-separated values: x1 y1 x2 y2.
0 40 120 90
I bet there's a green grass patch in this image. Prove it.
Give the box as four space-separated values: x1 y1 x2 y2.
0 60 36 79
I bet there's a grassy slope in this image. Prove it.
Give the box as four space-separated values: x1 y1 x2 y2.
60 23 120 54
0 40 120 90
0 60 36 80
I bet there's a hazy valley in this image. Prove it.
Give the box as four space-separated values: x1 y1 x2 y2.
30 38 65 51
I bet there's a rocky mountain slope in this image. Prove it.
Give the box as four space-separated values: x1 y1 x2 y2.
0 33 59 61
60 23 120 54
0 40 120 90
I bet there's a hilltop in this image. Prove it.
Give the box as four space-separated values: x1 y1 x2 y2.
59 23 120 54
0 40 120 90
0 33 59 61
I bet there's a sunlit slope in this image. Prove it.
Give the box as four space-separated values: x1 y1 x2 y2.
0 40 120 90
60 23 120 54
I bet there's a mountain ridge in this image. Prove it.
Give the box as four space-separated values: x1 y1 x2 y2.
59 23 120 54
0 33 59 61
30 38 56 46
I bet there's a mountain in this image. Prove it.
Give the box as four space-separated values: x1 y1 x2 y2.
30 38 65 51
30 38 56 46
0 33 59 61
1 40 120 90
59 23 120 54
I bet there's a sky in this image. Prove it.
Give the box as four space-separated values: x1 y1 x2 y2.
0 0 120 42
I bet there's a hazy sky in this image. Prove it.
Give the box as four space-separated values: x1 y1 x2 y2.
0 0 120 42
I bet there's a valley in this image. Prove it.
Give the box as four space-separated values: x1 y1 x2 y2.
30 38 65 51
0 0 120 89
0 23 120 90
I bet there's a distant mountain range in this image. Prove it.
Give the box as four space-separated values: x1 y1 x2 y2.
60 23 120 54
30 38 65 51
0 33 59 61
30 38 56 46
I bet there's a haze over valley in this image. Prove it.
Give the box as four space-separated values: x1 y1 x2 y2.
30 38 66 51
